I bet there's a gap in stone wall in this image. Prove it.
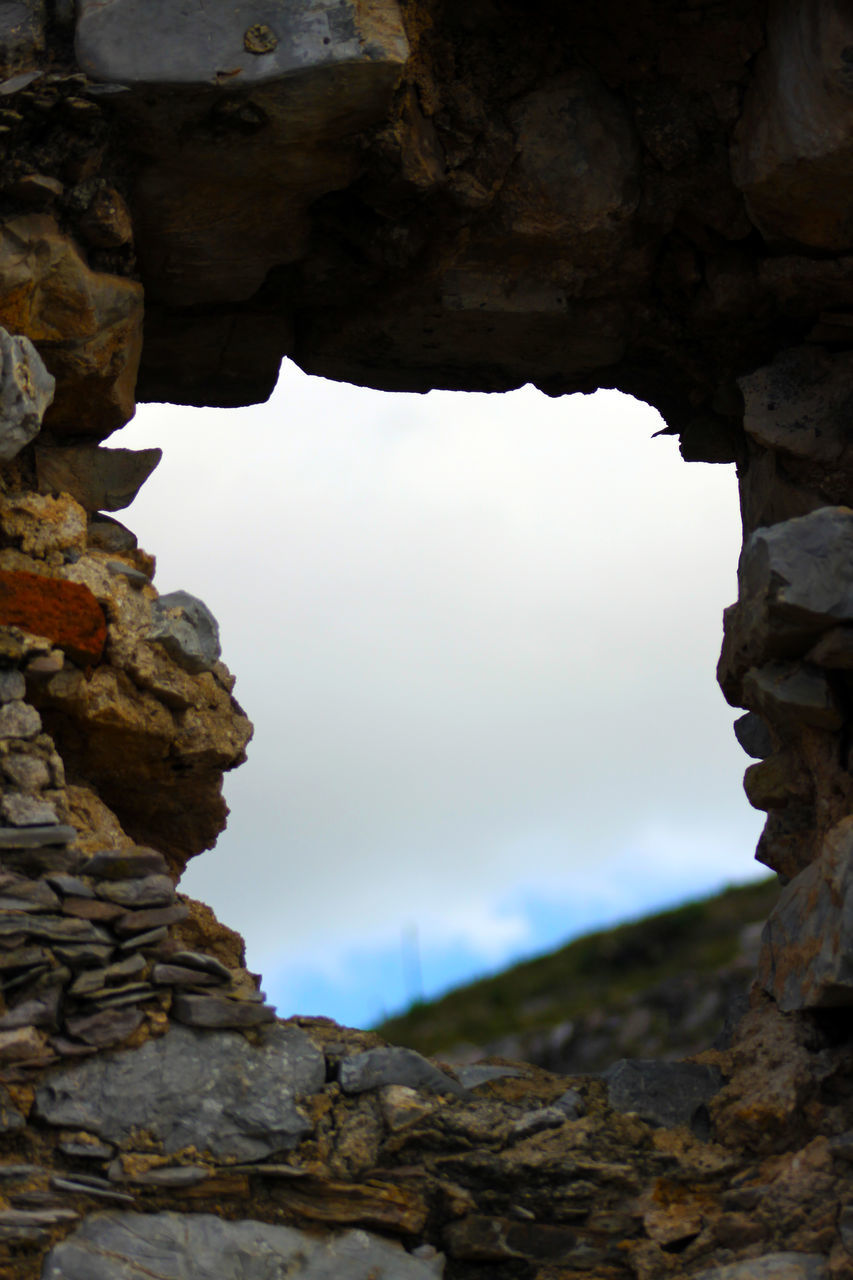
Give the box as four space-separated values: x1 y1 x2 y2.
114 360 763 1031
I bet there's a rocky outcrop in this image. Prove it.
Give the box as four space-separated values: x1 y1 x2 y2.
3 2 853 1278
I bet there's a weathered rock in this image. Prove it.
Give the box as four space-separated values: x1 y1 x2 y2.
0 792 57 825
694 1253 830 1280
35 1022 326 1162
112 903 188 936
80 847 168 880
0 490 87 556
339 1047 469 1099
0 1 43 74
0 326 54 459
35 445 162 513
734 711 773 759
62 1007 144 1048
168 949 231 982
603 1059 724 1135
732 0 853 250
0 215 143 436
742 663 843 732
719 508 853 702
0 569 106 666
0 820 75 847
43 1211 444 1279
87 517 137 553
759 816 853 1009
171 991 274 1029
744 753 809 812
740 347 853 463
0 1082 25 1131
0 668 25 703
94 874 174 908
151 963 223 988
0 697 40 738
0 1023 47 1061
149 591 221 674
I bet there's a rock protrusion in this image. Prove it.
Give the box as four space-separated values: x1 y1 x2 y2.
0 326 54 460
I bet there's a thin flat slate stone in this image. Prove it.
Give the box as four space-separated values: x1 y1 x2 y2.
169 950 231 981
171 991 275 1029
0 823 76 848
42 1210 445 1279
693 1253 829 1280
0 913 109 942
79 848 168 880
94 874 174 908
339 1047 469 1099
34 1022 326 1163
113 904 188 936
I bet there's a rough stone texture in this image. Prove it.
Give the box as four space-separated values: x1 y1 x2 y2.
149 591 221 675
35 1023 326 1161
732 1 853 250
0 569 106 666
0 215 143 436
603 1059 724 1135
339 1047 469 1099
35 446 162 513
0 326 54 459
43 1212 445 1280
759 816 853 1010
694 1255 830 1280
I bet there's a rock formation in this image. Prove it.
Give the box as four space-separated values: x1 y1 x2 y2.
0 1 853 1277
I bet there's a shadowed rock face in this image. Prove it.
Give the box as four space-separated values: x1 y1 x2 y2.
5 5 853 1280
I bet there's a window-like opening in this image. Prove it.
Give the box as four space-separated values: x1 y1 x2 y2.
116 361 764 1030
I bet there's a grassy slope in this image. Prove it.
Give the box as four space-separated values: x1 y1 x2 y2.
376 878 779 1059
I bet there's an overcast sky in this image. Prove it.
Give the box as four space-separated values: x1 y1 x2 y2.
115 362 764 1028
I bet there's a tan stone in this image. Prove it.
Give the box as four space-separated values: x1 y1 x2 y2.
0 492 87 557
0 214 143 436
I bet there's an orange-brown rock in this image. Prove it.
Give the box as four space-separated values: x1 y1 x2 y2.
0 568 106 666
0 215 143 437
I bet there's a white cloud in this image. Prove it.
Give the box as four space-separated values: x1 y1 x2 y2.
114 362 764 993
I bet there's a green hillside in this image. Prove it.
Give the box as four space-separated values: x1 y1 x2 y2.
376 878 779 1069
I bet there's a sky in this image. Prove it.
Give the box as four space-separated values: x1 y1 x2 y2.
114 361 765 1029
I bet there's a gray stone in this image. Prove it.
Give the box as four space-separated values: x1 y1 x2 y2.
151 963 223 988
113 903 188 936
86 517 137 552
603 1059 723 1136
57 1136 114 1160
0 699 41 738
759 817 853 1010
0 982 59 1029
1 792 58 826
109 1164 210 1188
339 1047 469 1099
0 872 60 909
0 328 52 460
733 711 773 759
0 822 75 848
719 507 853 700
693 1254 829 1280
35 1022 326 1162
51 1176 135 1205
35 445 162 513
0 668 24 702
742 662 843 732
117 926 167 951
42 1211 444 1279
0 2 43 73
46 874 94 898
51 942 114 968
169 950 232 982
553 1088 586 1119
454 1064 530 1089
149 590 221 674
739 347 853 463
63 1007 144 1048
105 560 150 586
0 912 108 942
75 0 408 90
840 1204 853 1254
95 874 174 908
171 991 275 1028
3 752 50 790
69 953 146 996
0 1206 77 1229
80 847 168 880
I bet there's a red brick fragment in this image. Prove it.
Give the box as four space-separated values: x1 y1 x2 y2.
0 569 106 667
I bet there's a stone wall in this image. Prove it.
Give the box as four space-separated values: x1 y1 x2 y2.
0 1 853 1278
